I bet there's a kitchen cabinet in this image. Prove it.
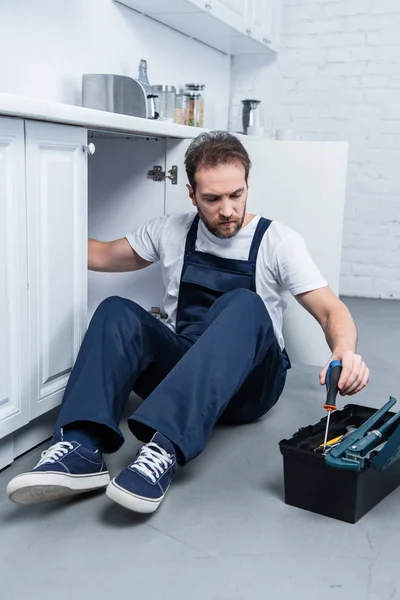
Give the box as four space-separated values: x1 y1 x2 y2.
0 106 348 471
25 122 88 420
0 118 88 469
115 0 282 54
0 117 29 439
189 0 248 33
247 0 282 48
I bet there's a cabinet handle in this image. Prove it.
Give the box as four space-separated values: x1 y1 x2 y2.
83 142 96 155
246 28 252 35
204 1 212 9
263 36 271 44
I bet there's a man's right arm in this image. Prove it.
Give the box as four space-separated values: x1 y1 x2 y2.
88 238 152 272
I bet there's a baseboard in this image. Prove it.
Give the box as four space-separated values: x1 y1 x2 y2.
0 435 14 471
0 409 58 471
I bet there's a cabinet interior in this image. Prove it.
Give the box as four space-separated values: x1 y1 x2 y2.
87 130 167 321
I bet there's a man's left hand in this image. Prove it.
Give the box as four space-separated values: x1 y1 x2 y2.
319 350 370 396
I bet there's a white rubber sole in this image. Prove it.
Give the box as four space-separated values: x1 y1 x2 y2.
106 479 165 514
7 471 111 505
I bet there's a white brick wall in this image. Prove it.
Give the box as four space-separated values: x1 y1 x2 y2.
230 0 400 299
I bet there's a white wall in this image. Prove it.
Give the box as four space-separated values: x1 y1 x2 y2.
0 0 230 130
230 0 400 300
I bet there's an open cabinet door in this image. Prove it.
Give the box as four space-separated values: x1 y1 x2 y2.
166 137 348 367
165 138 193 214
241 139 348 367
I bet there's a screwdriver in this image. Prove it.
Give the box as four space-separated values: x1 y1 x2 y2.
323 360 343 452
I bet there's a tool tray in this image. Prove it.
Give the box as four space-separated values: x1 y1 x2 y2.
279 404 400 523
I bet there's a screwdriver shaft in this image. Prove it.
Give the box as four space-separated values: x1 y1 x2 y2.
323 411 331 452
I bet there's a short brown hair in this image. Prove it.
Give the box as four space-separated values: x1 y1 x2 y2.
184 131 251 192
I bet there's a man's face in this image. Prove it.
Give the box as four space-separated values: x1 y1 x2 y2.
187 161 248 240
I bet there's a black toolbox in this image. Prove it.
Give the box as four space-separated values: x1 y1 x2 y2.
279 403 400 523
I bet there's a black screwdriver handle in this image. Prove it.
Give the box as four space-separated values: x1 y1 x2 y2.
324 360 342 411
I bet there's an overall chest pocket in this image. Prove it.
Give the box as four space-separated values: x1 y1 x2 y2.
182 263 253 294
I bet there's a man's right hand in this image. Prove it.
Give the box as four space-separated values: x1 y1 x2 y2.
88 238 152 272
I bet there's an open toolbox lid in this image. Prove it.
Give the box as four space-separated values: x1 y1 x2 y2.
323 396 400 472
371 417 400 471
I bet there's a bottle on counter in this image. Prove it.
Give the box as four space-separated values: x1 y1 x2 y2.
138 59 158 119
138 59 150 91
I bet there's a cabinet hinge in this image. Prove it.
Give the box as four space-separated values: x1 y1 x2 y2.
147 165 178 185
149 306 168 320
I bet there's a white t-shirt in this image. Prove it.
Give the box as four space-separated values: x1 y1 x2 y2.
126 212 327 350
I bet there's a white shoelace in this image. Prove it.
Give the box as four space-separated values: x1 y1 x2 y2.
35 441 74 467
131 443 173 483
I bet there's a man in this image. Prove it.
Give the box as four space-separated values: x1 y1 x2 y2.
7 131 369 514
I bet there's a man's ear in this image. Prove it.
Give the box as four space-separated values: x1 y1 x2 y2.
187 184 196 207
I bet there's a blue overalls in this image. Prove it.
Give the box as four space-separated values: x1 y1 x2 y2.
56 214 290 464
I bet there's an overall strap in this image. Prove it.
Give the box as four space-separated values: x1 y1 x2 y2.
248 217 272 262
184 214 200 256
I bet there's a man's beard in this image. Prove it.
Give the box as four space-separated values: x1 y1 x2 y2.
197 202 247 240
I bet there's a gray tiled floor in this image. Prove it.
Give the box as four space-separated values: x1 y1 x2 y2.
0 297 399 600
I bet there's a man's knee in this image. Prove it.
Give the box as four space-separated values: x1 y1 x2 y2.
92 296 145 326
224 289 271 322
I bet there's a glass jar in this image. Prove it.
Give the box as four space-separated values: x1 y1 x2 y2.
185 83 205 127
152 85 176 123
174 89 189 126
186 92 201 127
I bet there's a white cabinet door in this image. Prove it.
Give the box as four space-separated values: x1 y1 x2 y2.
0 117 29 438
166 137 348 367
268 0 282 49
247 0 272 43
25 122 88 420
191 0 248 33
241 138 348 367
246 0 281 48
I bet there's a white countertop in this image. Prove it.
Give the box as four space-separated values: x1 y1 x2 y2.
0 93 207 139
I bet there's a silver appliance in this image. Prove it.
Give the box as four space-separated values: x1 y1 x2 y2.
241 99 261 134
82 74 157 119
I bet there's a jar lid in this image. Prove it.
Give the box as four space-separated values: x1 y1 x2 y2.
152 85 176 92
185 83 205 90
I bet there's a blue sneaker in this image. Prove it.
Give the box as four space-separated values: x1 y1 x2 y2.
106 432 177 514
7 429 110 505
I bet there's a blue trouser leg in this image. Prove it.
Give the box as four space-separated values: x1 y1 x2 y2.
129 289 289 464
55 296 191 452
